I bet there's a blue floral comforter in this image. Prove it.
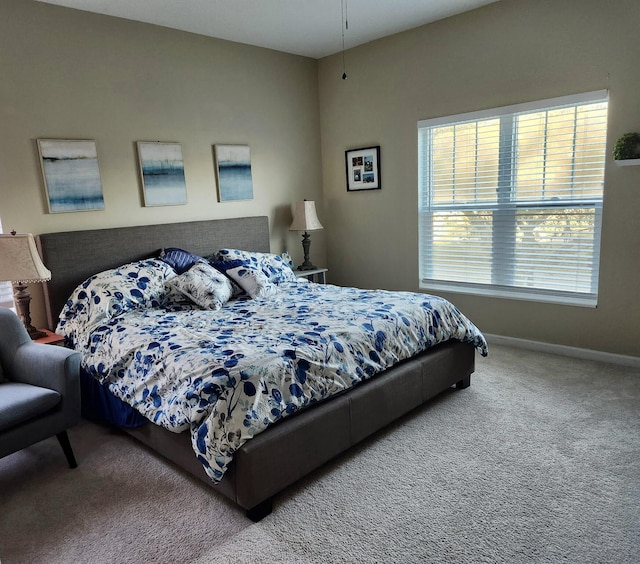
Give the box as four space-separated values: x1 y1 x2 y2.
64 277 487 483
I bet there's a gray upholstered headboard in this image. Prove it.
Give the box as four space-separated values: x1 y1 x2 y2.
37 216 270 330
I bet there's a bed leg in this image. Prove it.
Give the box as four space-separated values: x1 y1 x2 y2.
245 498 273 522
455 375 471 389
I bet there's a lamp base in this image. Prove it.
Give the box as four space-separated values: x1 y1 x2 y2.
297 231 318 271
13 283 47 340
27 326 48 340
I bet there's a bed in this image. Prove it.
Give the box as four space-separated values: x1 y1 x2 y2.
37 216 487 521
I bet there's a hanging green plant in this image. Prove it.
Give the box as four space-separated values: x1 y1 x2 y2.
612 132 640 160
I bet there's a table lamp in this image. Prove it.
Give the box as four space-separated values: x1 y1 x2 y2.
289 200 323 271
0 232 51 339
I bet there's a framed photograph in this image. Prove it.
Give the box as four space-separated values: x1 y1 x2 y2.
214 144 254 202
37 139 105 213
345 146 381 192
136 141 187 206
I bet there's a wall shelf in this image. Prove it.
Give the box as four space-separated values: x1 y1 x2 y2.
614 158 640 167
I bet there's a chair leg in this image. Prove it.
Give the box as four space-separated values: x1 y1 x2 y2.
56 431 78 469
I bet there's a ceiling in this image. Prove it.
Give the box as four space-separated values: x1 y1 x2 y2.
35 0 499 59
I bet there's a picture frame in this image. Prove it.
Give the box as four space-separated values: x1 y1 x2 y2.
136 141 187 206
214 144 254 202
37 139 105 213
345 146 381 192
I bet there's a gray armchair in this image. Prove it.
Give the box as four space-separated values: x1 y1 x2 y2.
0 308 81 467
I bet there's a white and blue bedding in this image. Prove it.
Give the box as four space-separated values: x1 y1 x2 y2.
58 254 488 483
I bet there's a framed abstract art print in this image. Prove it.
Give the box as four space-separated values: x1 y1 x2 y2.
37 139 105 213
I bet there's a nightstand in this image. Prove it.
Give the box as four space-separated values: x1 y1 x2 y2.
34 329 66 346
294 267 328 284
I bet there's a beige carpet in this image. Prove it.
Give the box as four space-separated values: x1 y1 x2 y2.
1 344 639 563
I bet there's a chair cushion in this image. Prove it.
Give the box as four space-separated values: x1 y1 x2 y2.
0 382 61 432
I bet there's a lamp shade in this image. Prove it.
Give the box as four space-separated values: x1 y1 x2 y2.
289 200 323 232
0 233 51 283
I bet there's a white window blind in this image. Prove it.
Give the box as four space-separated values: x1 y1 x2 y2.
0 283 13 309
0 218 15 309
418 90 608 306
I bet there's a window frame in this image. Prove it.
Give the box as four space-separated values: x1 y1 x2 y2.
0 218 15 310
417 90 608 307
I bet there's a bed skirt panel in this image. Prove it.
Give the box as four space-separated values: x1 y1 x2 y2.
80 369 148 428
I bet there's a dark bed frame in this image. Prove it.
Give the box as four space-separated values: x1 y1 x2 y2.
37 216 476 521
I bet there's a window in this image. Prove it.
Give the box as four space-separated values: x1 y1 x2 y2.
0 218 15 310
418 90 608 306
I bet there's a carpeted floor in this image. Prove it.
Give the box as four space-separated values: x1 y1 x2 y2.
1 344 638 563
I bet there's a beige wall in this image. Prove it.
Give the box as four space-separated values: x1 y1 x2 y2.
2 0 639 357
1 0 326 327
318 0 640 357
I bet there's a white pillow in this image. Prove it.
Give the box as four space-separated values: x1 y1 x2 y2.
167 262 234 310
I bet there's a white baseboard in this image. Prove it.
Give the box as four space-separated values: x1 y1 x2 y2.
484 333 640 369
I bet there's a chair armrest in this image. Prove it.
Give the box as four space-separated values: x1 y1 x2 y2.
12 342 81 396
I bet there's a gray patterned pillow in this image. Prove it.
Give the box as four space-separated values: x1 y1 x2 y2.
225 263 280 299
167 262 233 310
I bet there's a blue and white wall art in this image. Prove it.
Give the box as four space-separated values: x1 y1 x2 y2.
37 139 105 213
137 141 187 206
214 144 254 202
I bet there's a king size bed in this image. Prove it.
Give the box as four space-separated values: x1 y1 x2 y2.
37 216 487 521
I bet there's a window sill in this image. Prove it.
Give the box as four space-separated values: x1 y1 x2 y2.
419 281 597 308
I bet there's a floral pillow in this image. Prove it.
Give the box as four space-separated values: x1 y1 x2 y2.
224 263 280 299
280 251 294 269
167 262 234 310
57 258 176 349
216 249 298 284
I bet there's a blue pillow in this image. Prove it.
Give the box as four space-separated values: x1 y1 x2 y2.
158 247 205 274
209 259 245 273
